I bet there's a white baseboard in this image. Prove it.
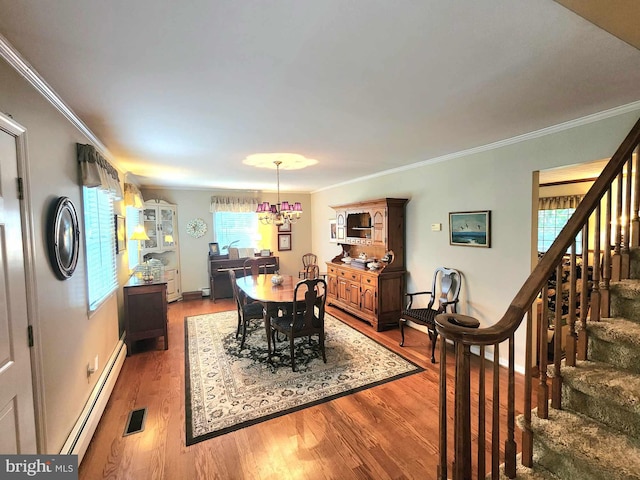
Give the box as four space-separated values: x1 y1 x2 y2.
60 337 127 463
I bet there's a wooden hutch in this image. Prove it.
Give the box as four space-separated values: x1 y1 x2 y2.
326 198 408 331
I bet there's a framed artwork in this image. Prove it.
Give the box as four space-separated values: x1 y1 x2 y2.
260 249 272 257
278 233 292 251
337 226 345 241
449 211 491 247
329 219 337 243
278 222 291 232
115 215 126 254
209 242 220 256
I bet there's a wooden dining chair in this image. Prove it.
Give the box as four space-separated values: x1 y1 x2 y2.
399 267 462 363
298 253 318 278
301 264 319 279
229 269 264 349
270 278 327 371
243 257 269 277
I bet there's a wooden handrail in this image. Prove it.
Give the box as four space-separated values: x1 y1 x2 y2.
436 116 640 346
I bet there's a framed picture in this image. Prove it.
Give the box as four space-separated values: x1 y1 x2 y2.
115 215 126 254
329 219 337 243
337 226 345 241
278 222 291 232
449 211 491 247
278 233 292 251
260 249 271 257
209 242 220 256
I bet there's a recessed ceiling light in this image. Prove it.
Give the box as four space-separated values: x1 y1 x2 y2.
243 153 318 170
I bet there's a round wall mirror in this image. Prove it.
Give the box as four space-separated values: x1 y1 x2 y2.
48 196 80 280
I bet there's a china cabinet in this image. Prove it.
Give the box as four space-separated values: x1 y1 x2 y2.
141 200 177 253
141 199 181 302
326 198 407 331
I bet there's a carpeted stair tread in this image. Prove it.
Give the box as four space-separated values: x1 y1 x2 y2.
609 280 640 322
587 317 640 348
493 454 561 480
562 360 640 411
529 407 640 480
560 360 640 437
610 279 640 297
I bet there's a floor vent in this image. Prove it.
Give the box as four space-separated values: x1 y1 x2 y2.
123 407 147 436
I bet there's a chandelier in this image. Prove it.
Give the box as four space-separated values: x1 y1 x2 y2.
256 160 303 226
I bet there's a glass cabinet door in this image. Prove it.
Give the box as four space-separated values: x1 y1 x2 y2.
159 207 176 250
142 207 158 250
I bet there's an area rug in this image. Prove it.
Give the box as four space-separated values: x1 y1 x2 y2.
185 310 422 445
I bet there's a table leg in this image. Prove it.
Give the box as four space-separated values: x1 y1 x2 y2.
264 304 271 359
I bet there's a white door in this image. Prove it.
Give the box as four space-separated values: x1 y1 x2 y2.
0 121 37 453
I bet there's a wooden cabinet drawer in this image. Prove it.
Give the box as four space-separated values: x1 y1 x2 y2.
362 275 377 287
338 269 360 283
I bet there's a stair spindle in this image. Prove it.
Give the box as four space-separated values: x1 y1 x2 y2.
622 157 633 278
552 264 563 409
612 172 623 281
601 187 613 318
522 306 534 468
591 203 601 323
632 147 640 248
566 241 578 366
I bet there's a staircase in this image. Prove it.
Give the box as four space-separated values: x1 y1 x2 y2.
433 117 640 480
512 250 640 479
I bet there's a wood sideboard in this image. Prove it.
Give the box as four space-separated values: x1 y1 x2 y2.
124 276 168 355
326 197 408 331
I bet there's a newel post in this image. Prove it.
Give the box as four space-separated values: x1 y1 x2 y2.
454 342 473 480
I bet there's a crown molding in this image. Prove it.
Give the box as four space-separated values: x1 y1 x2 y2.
313 100 640 193
0 33 112 161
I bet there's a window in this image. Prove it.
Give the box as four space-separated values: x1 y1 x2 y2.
83 186 117 311
213 212 258 251
538 208 582 254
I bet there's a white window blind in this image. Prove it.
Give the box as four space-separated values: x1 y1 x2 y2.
83 186 117 310
213 212 258 250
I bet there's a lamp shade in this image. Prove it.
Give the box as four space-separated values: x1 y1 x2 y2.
130 225 150 241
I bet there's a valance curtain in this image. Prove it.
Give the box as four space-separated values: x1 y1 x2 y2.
538 194 584 210
77 143 123 199
124 183 145 208
210 196 259 213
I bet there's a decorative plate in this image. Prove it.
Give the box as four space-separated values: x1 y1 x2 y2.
186 218 207 238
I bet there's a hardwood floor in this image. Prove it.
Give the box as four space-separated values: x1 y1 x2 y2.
79 298 534 480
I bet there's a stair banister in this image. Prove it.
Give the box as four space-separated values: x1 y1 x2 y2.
435 116 640 479
438 116 640 347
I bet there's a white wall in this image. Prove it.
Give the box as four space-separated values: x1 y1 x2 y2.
141 187 312 294
0 59 122 452
310 109 640 370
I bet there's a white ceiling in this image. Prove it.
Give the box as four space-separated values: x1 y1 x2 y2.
1 0 640 193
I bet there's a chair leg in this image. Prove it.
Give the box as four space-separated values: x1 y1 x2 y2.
290 336 296 372
235 312 241 338
399 318 406 346
430 329 438 364
320 332 326 363
240 320 248 350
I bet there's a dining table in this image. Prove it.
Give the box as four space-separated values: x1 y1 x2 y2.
234 274 303 357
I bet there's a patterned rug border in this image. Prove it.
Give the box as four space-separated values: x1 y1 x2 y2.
184 311 424 446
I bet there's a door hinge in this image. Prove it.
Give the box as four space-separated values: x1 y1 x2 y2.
28 325 34 347
17 177 24 200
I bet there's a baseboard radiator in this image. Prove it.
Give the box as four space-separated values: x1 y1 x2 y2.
60 336 127 463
